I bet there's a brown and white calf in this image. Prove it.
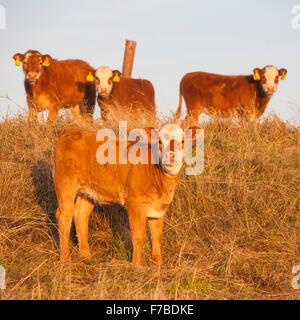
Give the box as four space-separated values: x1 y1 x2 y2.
89 66 156 121
53 124 199 266
174 65 287 122
13 50 96 121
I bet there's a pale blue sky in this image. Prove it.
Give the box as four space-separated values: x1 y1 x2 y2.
0 0 299 123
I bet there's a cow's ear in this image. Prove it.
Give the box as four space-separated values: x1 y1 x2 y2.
112 70 121 82
86 71 95 82
42 54 52 67
279 68 287 80
186 126 202 140
13 53 23 66
253 68 261 81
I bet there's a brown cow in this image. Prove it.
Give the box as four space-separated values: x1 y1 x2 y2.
175 65 287 122
88 66 156 122
13 50 96 121
53 124 199 266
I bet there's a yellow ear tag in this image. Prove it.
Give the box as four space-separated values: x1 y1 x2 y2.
113 73 120 82
15 56 21 66
86 72 95 82
281 72 286 80
42 58 50 67
253 70 260 81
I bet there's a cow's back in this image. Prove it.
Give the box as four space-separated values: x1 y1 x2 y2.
33 59 95 108
112 78 156 111
181 72 258 115
54 128 132 203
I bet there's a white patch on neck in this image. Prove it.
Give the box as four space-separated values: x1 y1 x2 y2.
162 162 183 176
146 210 166 219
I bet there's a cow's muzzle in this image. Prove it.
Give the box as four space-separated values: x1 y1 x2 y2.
26 72 40 83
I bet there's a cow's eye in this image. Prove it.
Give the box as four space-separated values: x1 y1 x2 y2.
108 78 112 84
95 77 100 85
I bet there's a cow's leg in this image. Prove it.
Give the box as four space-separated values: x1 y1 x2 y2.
82 82 96 121
148 216 164 267
26 96 38 121
57 202 74 261
48 106 59 122
73 196 94 259
127 206 147 266
188 109 201 124
55 182 78 261
71 104 83 122
80 100 94 123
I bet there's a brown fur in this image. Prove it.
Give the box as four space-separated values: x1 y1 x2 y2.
53 127 191 266
98 74 156 121
13 50 96 121
175 68 287 121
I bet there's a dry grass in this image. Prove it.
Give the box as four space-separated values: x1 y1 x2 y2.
0 112 299 300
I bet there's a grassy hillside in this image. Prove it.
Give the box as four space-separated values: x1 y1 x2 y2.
0 114 299 300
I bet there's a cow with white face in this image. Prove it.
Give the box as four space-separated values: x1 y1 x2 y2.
175 65 287 122
94 66 115 97
53 123 200 266
253 65 287 96
158 124 185 176
91 66 157 121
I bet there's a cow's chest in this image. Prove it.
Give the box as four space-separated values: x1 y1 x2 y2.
32 92 51 111
144 187 176 219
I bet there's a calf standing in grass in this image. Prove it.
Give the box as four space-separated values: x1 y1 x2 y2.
175 65 287 122
13 50 96 121
53 124 199 266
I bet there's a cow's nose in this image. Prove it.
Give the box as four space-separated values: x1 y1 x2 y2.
267 88 275 94
26 72 39 80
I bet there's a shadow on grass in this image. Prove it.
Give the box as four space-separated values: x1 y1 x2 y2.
30 160 61 246
30 160 131 257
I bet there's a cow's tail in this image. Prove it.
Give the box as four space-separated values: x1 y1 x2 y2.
174 87 183 123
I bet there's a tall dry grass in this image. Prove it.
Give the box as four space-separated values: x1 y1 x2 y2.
0 113 299 300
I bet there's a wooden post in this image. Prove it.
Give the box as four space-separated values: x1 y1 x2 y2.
122 40 136 78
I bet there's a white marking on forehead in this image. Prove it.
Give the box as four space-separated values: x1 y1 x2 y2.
23 53 32 62
95 66 113 80
159 124 184 141
264 66 279 79
24 52 42 63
